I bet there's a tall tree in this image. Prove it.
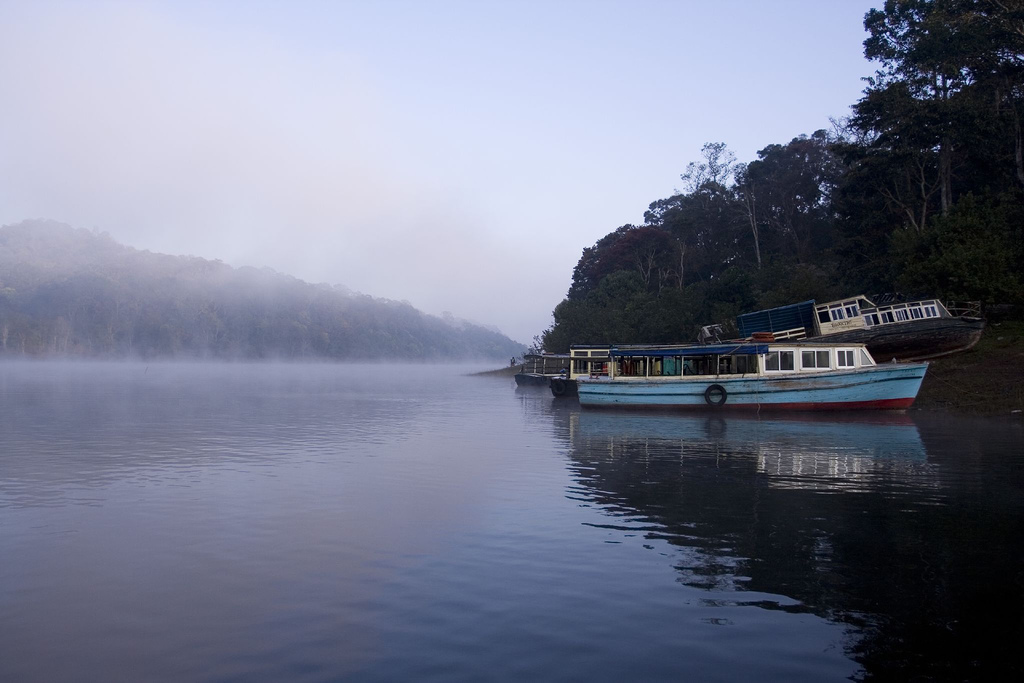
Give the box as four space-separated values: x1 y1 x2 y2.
738 131 843 263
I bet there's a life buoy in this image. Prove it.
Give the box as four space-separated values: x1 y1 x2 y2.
704 384 727 406
550 378 567 397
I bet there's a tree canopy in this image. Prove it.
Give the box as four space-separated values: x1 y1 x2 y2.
541 0 1024 352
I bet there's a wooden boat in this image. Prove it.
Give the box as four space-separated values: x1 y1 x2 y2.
549 345 612 397
554 343 679 397
514 352 570 388
576 341 927 411
736 296 984 362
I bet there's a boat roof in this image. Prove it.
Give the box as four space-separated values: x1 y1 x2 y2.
610 340 867 357
613 343 769 357
736 300 816 337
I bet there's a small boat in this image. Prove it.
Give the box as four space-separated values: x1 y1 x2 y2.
576 341 927 411
736 296 984 361
514 352 570 388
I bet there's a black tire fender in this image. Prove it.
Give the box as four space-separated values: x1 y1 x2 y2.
704 383 727 406
550 378 567 397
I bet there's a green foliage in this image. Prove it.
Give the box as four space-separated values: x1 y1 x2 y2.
890 194 1023 302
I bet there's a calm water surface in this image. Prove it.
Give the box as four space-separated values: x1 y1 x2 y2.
1 362 1022 682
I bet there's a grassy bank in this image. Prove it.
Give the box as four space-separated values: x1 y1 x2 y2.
913 320 1024 416
469 365 519 377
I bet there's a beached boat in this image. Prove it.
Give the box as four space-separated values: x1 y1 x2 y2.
514 352 570 388
736 296 984 362
576 341 927 411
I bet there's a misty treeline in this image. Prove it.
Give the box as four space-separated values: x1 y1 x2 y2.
0 221 524 360
541 0 1024 352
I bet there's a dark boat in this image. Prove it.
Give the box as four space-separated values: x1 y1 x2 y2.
736 296 985 362
514 353 570 388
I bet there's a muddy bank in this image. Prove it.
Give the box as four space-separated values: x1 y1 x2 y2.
913 321 1024 416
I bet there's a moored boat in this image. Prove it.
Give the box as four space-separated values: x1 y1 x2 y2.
736 296 984 362
514 352 570 388
576 341 927 411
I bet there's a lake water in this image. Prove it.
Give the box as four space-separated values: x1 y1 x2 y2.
1 362 1022 682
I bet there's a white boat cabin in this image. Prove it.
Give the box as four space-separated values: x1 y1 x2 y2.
590 343 877 381
569 345 612 380
814 296 948 335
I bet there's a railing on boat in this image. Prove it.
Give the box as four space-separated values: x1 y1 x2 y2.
945 301 982 318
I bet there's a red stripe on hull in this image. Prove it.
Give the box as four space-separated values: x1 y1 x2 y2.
586 397 916 411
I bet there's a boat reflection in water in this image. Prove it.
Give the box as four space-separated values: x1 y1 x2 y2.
556 407 1022 681
571 411 928 493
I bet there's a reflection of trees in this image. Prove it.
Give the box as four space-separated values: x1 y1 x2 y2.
560 411 1024 681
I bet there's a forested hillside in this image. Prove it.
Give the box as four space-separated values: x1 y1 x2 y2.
0 220 524 360
542 0 1024 352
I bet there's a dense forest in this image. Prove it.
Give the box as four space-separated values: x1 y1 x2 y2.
541 0 1024 352
0 220 524 360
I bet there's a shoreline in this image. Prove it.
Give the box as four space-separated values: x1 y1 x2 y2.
474 322 1024 417
911 320 1024 416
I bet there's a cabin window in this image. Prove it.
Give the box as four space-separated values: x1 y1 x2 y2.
910 306 923 319
661 356 682 376
765 350 794 371
925 305 938 317
859 349 874 366
830 308 846 321
733 355 757 374
817 310 830 324
801 350 831 369
837 350 856 368
617 358 647 377
572 359 589 374
881 311 895 323
895 308 909 321
845 304 859 318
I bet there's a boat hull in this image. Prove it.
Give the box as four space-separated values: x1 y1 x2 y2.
577 363 928 411
514 373 553 388
549 377 578 397
821 317 984 362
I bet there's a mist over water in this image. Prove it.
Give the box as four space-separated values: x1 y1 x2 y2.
1 362 1021 681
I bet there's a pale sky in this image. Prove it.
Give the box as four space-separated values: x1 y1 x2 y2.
0 0 879 343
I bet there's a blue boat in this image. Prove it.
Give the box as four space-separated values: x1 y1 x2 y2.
576 342 927 411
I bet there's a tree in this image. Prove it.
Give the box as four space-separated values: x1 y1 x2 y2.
678 142 737 193
738 131 843 263
855 0 1024 220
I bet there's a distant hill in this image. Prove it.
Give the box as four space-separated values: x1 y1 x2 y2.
0 220 525 360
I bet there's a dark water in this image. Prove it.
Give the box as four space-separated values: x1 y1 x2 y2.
1 363 1022 682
